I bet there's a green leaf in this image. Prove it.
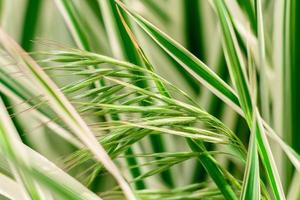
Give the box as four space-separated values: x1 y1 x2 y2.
240 117 260 200
0 28 136 200
0 141 104 200
0 67 82 148
213 0 252 124
116 1 242 115
212 1 285 199
55 0 146 192
115 2 300 174
20 0 42 51
46 48 244 199
98 0 154 188
0 95 44 200
0 172 30 200
26 145 103 200
256 111 286 199
188 140 238 200
54 0 91 50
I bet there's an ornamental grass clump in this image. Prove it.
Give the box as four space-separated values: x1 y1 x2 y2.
0 0 299 199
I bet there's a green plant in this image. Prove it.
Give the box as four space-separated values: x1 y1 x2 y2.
0 0 299 199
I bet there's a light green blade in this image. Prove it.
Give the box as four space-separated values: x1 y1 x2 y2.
0 96 44 200
0 173 27 200
212 0 252 124
0 28 136 200
240 117 260 200
212 1 285 199
54 0 91 50
0 66 82 148
115 2 300 170
116 1 242 115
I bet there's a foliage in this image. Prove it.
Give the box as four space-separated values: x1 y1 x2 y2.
0 0 299 199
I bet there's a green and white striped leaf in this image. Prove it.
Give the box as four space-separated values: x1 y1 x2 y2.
0 66 82 148
116 1 242 115
116 0 300 185
0 96 44 200
212 1 285 199
240 117 260 200
0 173 27 200
0 28 136 200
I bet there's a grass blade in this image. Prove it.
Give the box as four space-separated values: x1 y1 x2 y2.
115 3 300 175
54 0 144 194
287 172 300 200
282 0 300 187
0 140 103 200
256 0 270 123
212 1 285 198
98 0 150 189
115 3 176 187
0 173 26 200
0 28 136 200
188 140 238 200
116 1 242 115
0 95 44 200
212 0 252 123
24 144 103 200
54 0 90 50
20 0 42 51
116 4 300 194
0 65 82 148
240 118 260 200
46 48 243 199
256 111 286 199
56 0 148 189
